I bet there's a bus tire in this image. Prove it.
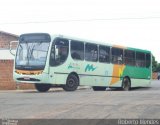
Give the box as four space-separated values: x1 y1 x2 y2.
122 77 131 91
35 84 51 92
63 74 79 91
92 86 106 91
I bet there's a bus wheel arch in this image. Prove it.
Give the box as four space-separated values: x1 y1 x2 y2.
122 76 131 91
62 72 79 91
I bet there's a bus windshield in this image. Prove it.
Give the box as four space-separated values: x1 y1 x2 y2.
15 41 50 70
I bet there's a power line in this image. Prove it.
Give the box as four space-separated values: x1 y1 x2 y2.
1 16 160 25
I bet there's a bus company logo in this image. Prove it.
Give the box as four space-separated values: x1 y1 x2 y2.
68 63 80 70
85 64 97 72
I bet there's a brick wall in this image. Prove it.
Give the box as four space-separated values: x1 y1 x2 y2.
152 72 158 79
0 31 35 90
0 60 16 89
0 60 35 90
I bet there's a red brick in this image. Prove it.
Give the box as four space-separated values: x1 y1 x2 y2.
0 60 35 90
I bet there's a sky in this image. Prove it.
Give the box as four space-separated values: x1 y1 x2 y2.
0 0 160 62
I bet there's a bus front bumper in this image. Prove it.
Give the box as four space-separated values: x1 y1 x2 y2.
14 72 50 84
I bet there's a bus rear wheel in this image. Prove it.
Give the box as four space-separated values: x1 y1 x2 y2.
63 74 79 91
122 77 131 91
35 84 51 92
92 86 106 91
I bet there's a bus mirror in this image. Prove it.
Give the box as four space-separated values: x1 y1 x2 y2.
10 41 18 56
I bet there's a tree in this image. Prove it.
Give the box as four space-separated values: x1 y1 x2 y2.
152 55 157 72
152 55 160 72
156 63 160 72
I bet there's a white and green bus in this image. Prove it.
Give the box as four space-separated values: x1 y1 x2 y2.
13 33 152 92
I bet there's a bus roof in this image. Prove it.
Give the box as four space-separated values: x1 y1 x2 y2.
49 34 151 53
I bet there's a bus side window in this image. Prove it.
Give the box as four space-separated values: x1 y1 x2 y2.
124 50 135 66
99 45 110 63
85 43 98 62
111 48 123 64
71 52 81 60
71 40 84 60
50 38 69 66
91 50 98 61
136 52 145 67
146 53 151 68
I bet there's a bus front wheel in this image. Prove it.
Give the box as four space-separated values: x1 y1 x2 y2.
35 84 51 92
63 74 79 91
122 77 131 91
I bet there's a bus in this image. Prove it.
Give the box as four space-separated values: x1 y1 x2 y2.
12 33 152 92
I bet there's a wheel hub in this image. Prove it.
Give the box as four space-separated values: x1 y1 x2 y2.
68 79 74 87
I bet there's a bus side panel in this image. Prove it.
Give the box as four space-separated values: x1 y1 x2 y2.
131 79 151 87
108 64 151 88
49 61 69 85
109 64 126 87
64 57 113 86
54 73 68 85
122 65 151 87
80 62 114 87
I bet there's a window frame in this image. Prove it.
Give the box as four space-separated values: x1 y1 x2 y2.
85 43 98 62
99 45 110 63
145 53 151 68
111 47 123 65
71 40 84 61
124 50 136 66
136 51 146 68
49 38 69 66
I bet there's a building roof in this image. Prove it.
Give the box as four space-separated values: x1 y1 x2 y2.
0 31 19 38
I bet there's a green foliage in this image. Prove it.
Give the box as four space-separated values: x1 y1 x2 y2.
152 55 160 72
157 63 160 72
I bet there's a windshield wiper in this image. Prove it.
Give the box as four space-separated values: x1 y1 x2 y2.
29 42 43 60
